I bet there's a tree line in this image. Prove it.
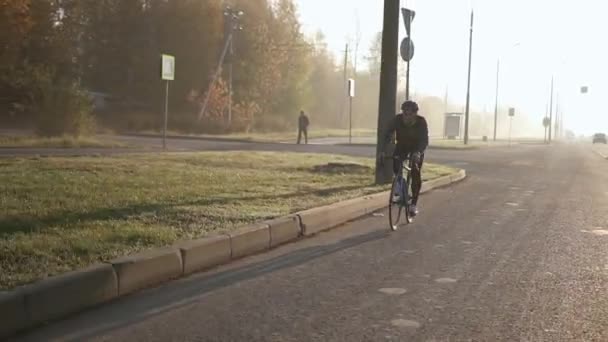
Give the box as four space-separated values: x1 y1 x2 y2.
1 0 389 136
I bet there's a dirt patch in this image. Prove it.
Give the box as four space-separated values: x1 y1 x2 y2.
311 162 372 174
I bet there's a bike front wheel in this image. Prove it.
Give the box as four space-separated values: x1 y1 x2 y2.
389 176 404 231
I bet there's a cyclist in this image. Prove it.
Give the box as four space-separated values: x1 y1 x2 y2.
380 100 429 216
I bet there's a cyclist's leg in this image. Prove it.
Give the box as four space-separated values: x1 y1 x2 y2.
391 155 404 202
392 154 402 175
410 153 424 205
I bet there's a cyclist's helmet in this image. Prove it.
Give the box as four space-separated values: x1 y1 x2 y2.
401 100 419 113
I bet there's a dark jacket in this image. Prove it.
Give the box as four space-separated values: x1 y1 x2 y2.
298 115 309 130
382 114 429 155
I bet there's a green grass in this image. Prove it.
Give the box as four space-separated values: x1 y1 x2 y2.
224 129 377 142
139 128 377 143
0 135 127 148
429 139 519 150
0 151 455 289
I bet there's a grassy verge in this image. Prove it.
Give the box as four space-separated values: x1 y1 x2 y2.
136 128 377 143
0 135 127 148
0 151 455 289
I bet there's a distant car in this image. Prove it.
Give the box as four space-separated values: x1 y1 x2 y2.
592 133 607 144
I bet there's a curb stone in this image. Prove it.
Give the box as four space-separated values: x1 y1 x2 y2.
267 215 302 247
178 235 232 275
3 169 466 338
110 248 183 296
0 290 27 339
24 264 118 325
229 223 271 259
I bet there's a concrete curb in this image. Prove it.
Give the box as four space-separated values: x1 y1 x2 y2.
267 215 302 248
229 223 271 259
0 290 27 339
110 248 183 296
2 169 466 339
24 264 118 324
178 235 232 275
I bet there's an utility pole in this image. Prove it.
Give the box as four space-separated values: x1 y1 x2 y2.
548 76 554 143
444 85 449 113
225 8 243 127
198 7 243 121
464 9 474 145
342 44 349 126
405 27 412 100
375 0 400 185
493 59 499 141
555 94 560 140
228 37 233 126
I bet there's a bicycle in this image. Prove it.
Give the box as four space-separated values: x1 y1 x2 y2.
388 154 415 231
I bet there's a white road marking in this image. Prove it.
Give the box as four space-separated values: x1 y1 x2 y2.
379 288 407 295
435 278 458 284
390 319 421 329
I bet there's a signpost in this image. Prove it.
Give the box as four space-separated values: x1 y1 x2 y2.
401 8 416 100
161 54 175 150
348 78 355 144
508 107 515 146
543 116 551 143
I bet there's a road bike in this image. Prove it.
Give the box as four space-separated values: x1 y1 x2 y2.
388 155 415 231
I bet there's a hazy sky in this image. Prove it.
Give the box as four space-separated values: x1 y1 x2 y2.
297 0 608 135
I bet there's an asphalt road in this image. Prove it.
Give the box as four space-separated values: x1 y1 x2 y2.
11 143 608 341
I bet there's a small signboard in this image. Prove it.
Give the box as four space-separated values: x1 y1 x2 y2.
348 79 355 98
508 108 515 117
581 86 588 94
161 54 175 81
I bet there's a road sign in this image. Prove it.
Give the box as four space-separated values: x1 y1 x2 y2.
400 37 415 62
543 117 551 127
581 86 588 94
348 79 355 98
508 108 515 117
401 8 416 37
161 54 175 81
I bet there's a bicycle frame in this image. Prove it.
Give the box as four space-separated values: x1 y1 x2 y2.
394 156 413 206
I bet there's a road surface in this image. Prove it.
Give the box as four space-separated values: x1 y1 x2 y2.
12 143 608 341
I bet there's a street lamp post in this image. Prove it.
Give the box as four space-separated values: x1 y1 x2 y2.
463 9 474 145
493 43 520 142
548 76 554 143
493 59 499 141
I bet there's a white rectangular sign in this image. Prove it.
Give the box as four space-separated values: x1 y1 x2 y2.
161 54 175 81
348 79 355 98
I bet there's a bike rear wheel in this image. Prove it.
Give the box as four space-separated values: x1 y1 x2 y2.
389 175 404 231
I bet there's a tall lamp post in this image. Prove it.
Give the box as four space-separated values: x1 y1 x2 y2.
493 42 520 141
463 9 474 145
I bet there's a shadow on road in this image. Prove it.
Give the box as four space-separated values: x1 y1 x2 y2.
16 229 389 341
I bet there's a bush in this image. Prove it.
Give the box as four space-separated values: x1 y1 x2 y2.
35 81 96 137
